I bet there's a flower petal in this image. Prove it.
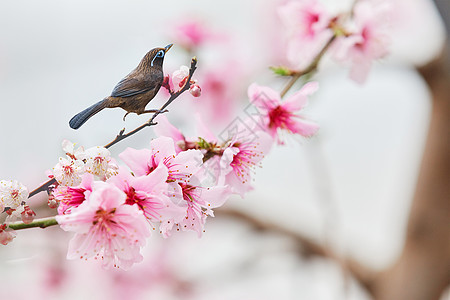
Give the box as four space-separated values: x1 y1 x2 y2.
284 81 318 111
119 148 152 176
248 83 280 109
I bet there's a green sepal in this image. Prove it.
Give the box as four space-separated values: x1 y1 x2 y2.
270 66 294 76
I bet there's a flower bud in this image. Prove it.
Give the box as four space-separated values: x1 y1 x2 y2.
0 224 15 245
48 195 58 209
21 205 36 224
189 84 201 97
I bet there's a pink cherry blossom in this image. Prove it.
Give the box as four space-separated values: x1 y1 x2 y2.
217 130 273 196
119 136 203 184
173 20 211 51
161 182 230 237
332 1 391 83
0 180 28 209
155 116 273 196
248 82 319 143
278 0 333 68
56 182 150 270
53 173 93 215
108 164 185 227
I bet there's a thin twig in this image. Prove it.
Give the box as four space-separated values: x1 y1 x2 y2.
28 178 56 198
280 35 336 98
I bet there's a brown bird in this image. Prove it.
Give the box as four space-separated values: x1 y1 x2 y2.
69 44 173 129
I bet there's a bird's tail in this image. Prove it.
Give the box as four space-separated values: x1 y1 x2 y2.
69 99 108 129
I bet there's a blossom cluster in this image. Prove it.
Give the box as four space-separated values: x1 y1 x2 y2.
47 76 319 269
52 140 119 187
0 179 33 244
279 0 391 83
0 0 395 276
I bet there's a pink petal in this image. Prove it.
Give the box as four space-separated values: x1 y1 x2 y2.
248 83 280 109
218 147 239 185
253 130 274 158
290 118 320 137
153 115 185 145
284 81 318 111
171 149 204 182
56 207 96 233
114 204 151 240
119 148 152 176
107 166 132 190
131 164 168 192
225 171 253 197
195 113 217 142
90 182 127 209
201 185 231 209
349 58 372 84
150 136 177 164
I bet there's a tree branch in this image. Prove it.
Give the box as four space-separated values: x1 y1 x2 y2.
28 178 56 198
218 207 376 292
280 35 336 98
7 217 58 230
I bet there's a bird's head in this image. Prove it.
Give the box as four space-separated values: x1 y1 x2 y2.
139 44 173 70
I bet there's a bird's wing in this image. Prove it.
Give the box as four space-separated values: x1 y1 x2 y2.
110 73 159 98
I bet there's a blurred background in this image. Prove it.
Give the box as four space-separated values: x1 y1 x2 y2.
0 0 448 299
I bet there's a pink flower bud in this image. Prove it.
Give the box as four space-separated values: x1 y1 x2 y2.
21 205 36 224
0 224 15 245
48 195 58 209
189 84 201 97
161 75 172 93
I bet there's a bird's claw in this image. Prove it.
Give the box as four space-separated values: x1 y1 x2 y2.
123 112 130 121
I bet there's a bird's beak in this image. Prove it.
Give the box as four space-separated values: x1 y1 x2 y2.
164 44 173 52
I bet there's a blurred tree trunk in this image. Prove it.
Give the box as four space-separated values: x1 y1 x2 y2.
372 2 450 299
372 19 450 300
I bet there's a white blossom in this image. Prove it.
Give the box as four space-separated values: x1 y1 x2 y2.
53 157 85 186
0 180 28 209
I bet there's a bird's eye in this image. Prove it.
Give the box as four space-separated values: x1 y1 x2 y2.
157 50 165 58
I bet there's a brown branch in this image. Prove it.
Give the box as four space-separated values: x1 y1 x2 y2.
217 207 375 290
28 178 56 198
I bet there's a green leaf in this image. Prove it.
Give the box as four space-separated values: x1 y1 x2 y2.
197 137 211 149
270 66 293 76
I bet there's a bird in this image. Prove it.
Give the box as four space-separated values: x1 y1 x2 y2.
69 44 173 129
